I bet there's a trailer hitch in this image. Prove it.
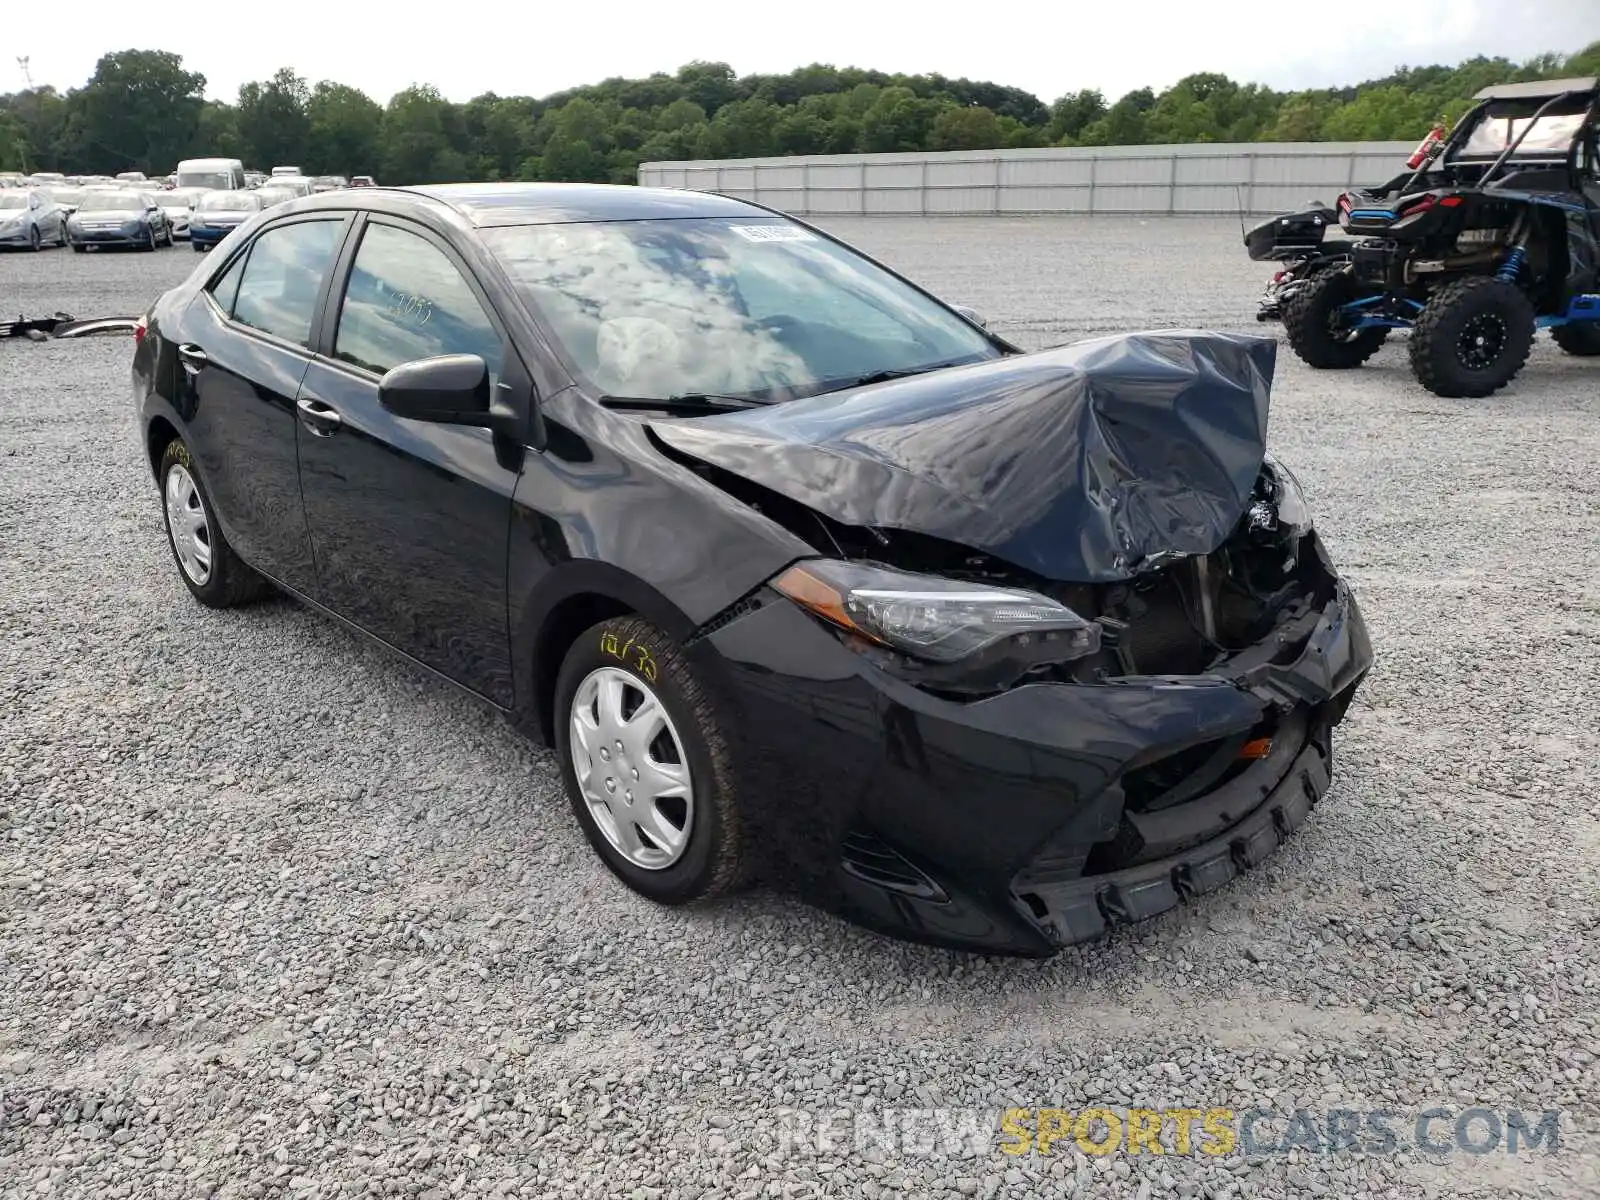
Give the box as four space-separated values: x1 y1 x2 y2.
2 312 140 340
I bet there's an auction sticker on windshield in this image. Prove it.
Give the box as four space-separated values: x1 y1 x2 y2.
731 224 818 242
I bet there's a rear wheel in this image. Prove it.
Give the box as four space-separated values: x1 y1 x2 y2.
1551 322 1600 356
1282 268 1389 369
1409 277 1535 398
157 439 271 608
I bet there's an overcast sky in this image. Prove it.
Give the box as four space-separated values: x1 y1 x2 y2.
12 0 1600 106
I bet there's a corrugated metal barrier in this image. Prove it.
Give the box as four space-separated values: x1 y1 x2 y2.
637 142 1419 217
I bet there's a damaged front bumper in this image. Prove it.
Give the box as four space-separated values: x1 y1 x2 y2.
698 534 1372 956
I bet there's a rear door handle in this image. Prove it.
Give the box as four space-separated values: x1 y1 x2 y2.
296 396 344 436
177 343 208 373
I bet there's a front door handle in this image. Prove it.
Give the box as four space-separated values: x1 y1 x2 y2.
296 396 344 437
177 343 208 373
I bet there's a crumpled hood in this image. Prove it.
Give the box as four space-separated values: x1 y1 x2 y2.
648 330 1277 583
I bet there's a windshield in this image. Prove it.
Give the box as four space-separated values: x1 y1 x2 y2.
1456 109 1587 158
198 191 261 212
178 171 235 191
0 194 27 210
77 192 142 212
483 217 998 403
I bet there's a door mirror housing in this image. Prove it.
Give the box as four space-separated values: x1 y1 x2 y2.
379 354 493 425
952 304 988 329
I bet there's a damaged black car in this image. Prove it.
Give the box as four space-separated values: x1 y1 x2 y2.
131 183 1372 956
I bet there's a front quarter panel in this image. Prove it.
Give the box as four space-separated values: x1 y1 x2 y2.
507 387 815 729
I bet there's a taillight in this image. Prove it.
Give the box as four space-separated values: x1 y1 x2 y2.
133 315 148 345
1399 194 1436 218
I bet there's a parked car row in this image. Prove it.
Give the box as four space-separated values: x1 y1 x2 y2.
2 168 379 252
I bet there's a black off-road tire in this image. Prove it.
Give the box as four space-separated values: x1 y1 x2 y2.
554 616 748 905
156 439 272 608
1282 268 1389 369
1551 322 1600 356
1408 277 1535 398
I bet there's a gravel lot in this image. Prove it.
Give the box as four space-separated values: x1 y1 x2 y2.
2 219 1598 1200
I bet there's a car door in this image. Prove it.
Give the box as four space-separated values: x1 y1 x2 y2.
294 215 522 705
176 215 350 594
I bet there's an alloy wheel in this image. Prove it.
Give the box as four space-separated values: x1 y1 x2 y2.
569 666 694 870
164 464 213 585
1457 313 1507 371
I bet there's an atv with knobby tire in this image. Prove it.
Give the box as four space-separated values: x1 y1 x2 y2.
1250 76 1600 397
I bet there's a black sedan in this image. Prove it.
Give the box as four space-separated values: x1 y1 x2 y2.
67 189 173 251
130 184 1372 955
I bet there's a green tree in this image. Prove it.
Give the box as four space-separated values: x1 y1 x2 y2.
236 68 311 170
381 85 468 183
307 82 385 176
1046 90 1107 144
75 50 205 173
859 86 942 152
929 106 1003 151
194 101 245 159
676 62 742 117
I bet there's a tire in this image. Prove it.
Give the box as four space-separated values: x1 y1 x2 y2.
1408 277 1535 398
1551 322 1600 356
162 224 173 247
553 616 747 905
157 439 271 608
70 243 84 254
29 225 41 251
193 241 205 252
142 224 157 252
57 222 69 248
1282 268 1389 369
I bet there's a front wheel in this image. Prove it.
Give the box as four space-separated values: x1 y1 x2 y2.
1551 322 1600 356
554 617 748 905
1409 277 1535 398
1282 268 1389 369
157 439 271 608
29 225 41 251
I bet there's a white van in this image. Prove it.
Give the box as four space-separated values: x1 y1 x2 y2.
175 158 245 192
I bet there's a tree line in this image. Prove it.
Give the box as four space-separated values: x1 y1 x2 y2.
3 44 1598 183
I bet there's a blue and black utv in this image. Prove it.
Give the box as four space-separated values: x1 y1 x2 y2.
1247 77 1600 397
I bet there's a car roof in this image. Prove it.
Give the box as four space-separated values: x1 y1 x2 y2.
1473 77 1598 102
292 181 767 228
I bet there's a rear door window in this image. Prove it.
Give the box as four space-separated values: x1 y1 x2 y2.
208 251 249 317
231 219 345 347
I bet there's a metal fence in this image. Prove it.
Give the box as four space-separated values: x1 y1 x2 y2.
637 141 1418 217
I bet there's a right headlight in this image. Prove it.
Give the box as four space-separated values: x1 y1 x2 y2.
772 559 1101 685
1260 454 1312 536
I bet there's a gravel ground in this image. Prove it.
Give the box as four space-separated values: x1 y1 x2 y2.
2 220 1598 1200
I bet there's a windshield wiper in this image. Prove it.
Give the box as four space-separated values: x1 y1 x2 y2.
806 359 976 398
599 393 764 415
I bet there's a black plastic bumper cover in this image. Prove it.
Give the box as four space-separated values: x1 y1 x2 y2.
1012 720 1332 946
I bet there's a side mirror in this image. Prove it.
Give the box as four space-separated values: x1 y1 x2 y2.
952 304 989 329
379 354 492 425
